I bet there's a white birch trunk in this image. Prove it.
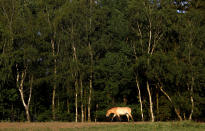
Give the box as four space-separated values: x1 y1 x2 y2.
87 0 93 122
80 77 84 122
147 81 154 122
51 38 57 121
84 89 87 121
189 77 194 120
147 15 155 122
73 45 78 122
46 6 58 120
16 65 33 122
133 42 144 121
188 38 194 121
136 76 144 121
72 44 78 123
159 86 183 121
88 67 92 122
75 80 78 122
95 104 98 122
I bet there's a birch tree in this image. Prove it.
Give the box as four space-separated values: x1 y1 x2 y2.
87 0 95 122
40 0 64 120
16 64 33 122
132 42 144 121
128 0 165 122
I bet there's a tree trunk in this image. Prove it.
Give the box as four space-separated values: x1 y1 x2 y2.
16 65 33 122
133 41 144 122
25 107 30 122
80 76 84 122
87 24 93 122
19 88 31 122
51 38 57 121
75 79 78 122
70 22 79 122
136 76 144 121
84 89 87 122
88 71 92 122
87 0 93 122
73 45 78 122
159 86 183 121
84 104 87 122
156 87 159 121
67 98 70 114
52 85 56 120
187 25 195 120
75 92 78 122
189 95 194 120
95 104 98 122
146 16 155 122
73 67 78 123
27 75 33 122
46 6 58 121
189 77 194 120
147 81 155 122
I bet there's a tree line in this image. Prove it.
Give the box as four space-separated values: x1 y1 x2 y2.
0 0 204 122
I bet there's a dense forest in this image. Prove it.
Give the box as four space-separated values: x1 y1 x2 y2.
0 0 205 122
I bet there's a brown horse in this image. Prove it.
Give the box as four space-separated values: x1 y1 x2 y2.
106 107 134 122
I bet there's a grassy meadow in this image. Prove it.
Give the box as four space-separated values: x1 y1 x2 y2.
0 121 204 131
75 122 205 131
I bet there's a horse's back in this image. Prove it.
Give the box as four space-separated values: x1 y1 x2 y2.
116 107 131 115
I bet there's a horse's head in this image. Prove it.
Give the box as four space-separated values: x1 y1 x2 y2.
106 110 111 117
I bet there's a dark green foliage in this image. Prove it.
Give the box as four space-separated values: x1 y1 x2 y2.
157 96 173 121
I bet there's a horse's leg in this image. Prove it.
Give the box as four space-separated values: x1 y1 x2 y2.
117 114 121 121
128 113 134 121
126 114 129 122
112 114 116 121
